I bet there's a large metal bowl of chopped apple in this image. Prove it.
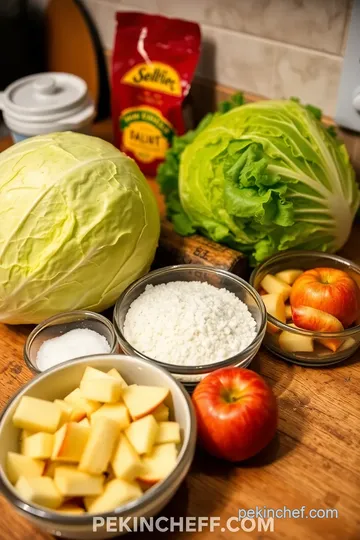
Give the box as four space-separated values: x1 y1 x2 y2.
0 355 196 538
113 265 267 389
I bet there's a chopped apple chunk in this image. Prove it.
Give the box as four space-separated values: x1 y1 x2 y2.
91 402 130 430
15 476 63 509
278 324 314 353
155 422 181 445
86 479 142 514
22 432 54 460
81 366 111 382
43 460 61 479
338 337 357 351
262 294 286 324
7 452 45 484
107 369 128 388
52 422 90 462
13 396 61 434
80 378 122 404
122 385 169 420
260 274 292 301
54 400 73 426
54 466 104 497
78 417 90 428
152 403 169 422
79 417 120 475
275 269 303 285
125 415 158 455
138 443 178 485
64 388 100 417
111 434 143 480
55 504 85 515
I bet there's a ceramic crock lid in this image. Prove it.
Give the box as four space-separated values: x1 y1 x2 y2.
1 72 88 120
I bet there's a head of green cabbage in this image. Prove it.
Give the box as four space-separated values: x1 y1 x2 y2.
0 132 160 324
159 98 360 265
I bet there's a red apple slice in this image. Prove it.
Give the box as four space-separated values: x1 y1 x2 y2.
292 305 344 352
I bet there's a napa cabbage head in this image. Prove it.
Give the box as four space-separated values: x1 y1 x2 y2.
159 98 359 264
0 132 160 324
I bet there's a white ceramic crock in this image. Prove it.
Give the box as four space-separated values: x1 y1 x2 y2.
0 72 96 142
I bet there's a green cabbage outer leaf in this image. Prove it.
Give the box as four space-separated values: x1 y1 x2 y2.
0 132 160 324
173 100 359 264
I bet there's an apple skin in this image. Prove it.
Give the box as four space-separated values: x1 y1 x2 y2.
192 368 278 462
290 267 360 328
292 305 344 352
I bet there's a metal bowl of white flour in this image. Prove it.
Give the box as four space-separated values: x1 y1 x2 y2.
113 265 266 390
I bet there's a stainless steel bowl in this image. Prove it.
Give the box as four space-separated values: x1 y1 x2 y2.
113 265 266 389
0 354 197 539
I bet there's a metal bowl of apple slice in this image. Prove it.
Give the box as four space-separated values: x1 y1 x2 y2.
0 355 196 538
250 251 360 366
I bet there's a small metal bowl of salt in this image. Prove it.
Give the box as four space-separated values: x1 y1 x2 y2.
113 265 267 390
24 310 118 373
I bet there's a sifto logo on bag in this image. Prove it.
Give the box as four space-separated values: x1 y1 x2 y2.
121 62 182 96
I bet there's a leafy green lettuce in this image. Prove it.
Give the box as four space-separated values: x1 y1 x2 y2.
158 97 359 264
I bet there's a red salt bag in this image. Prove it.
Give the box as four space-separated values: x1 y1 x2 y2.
112 12 201 176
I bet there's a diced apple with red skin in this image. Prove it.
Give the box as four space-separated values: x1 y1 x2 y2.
278 324 314 353
292 305 344 352
122 385 169 421
275 269 303 285
262 293 286 333
260 274 292 301
64 388 100 418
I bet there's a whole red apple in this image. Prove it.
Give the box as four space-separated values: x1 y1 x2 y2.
290 267 360 327
192 368 278 462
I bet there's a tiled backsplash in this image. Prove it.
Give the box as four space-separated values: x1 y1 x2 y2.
81 0 353 116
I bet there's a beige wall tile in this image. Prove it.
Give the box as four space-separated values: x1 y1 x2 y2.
272 46 342 116
86 0 350 55
197 26 276 98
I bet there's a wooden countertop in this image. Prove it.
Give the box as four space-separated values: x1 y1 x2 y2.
0 126 359 540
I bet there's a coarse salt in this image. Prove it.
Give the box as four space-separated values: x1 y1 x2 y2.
36 328 111 371
123 281 257 366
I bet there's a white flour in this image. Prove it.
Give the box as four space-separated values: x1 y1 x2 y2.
124 281 257 366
